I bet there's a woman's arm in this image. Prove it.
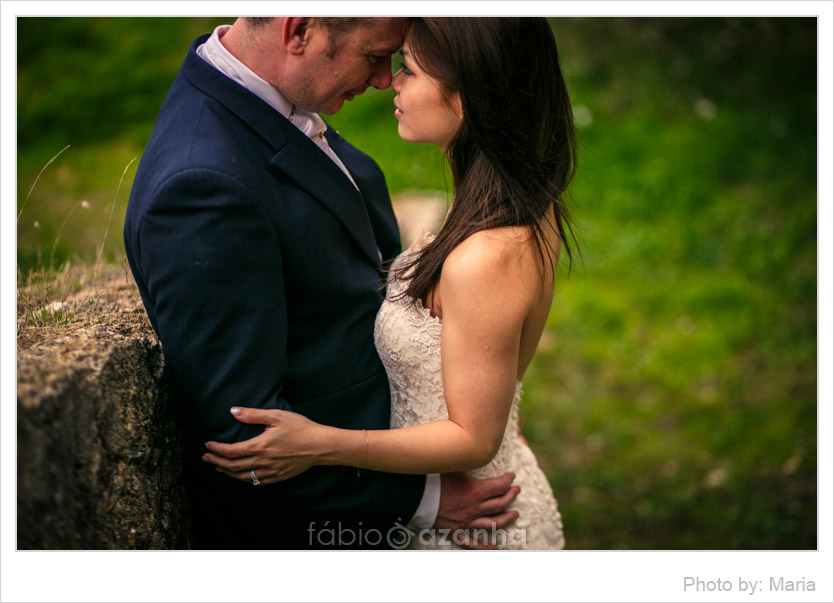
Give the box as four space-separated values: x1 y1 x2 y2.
203 229 539 483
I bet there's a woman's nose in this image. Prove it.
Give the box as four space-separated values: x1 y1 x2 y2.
391 69 403 92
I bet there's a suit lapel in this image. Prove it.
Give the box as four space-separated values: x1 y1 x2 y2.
270 138 381 267
181 36 381 268
326 130 402 262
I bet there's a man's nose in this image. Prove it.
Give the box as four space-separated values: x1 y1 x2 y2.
369 57 394 90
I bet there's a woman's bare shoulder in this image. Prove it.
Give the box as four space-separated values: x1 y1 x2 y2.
439 227 542 302
444 227 535 274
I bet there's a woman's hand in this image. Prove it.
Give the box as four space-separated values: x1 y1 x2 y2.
202 406 332 485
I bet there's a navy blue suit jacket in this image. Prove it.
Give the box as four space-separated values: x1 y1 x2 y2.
124 35 424 548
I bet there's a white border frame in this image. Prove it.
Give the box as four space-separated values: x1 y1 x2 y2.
2 3 831 602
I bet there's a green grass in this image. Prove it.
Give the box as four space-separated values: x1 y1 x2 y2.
16 17 817 549
520 19 816 548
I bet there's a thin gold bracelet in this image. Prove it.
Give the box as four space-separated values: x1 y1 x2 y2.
357 429 369 477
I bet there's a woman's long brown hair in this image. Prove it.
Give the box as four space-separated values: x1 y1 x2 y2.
391 18 578 304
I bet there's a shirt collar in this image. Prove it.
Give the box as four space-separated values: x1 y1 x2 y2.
197 25 327 140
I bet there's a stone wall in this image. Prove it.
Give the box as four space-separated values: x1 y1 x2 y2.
17 266 190 549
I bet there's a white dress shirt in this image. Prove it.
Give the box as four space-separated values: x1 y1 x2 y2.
197 25 440 530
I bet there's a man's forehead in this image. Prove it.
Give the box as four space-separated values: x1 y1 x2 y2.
365 40 401 55
359 18 406 50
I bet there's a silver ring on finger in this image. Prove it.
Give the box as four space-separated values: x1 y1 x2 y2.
250 469 261 486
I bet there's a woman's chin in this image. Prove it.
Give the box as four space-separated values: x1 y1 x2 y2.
396 127 437 146
396 125 414 143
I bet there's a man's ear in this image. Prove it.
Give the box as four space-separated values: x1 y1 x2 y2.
283 17 315 55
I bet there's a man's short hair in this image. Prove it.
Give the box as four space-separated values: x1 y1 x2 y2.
318 17 374 36
245 17 374 57
246 17 274 29
319 18 374 57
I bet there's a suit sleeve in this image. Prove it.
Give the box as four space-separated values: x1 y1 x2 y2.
137 168 290 443
134 167 424 523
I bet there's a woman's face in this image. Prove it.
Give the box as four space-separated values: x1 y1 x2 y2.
391 42 462 149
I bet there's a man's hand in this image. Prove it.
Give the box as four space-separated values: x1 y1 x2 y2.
435 471 520 549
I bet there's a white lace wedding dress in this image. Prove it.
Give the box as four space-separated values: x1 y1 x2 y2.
374 244 565 550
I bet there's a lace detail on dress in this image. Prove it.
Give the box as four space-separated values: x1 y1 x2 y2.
374 242 565 550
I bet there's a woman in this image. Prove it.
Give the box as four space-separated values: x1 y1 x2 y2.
203 17 577 549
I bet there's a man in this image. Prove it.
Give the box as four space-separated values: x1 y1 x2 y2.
124 17 518 549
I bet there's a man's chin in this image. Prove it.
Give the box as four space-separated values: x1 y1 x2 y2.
322 91 363 115
319 100 346 116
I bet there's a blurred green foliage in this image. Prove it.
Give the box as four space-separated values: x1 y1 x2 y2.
18 18 231 148
16 17 816 549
